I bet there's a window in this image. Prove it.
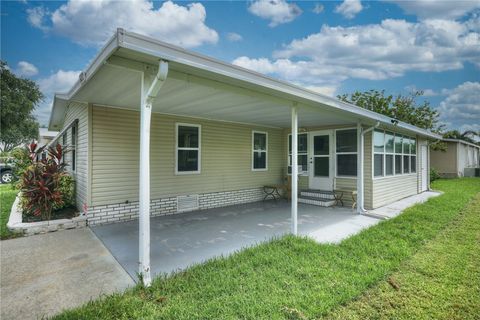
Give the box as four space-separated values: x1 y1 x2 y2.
288 133 307 174
71 123 77 171
373 130 384 177
336 129 357 176
62 133 67 164
176 124 201 174
252 131 267 170
385 131 394 176
374 130 417 178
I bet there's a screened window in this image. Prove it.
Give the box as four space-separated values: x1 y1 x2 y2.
288 133 307 174
374 130 416 178
253 131 267 170
176 124 201 173
336 129 357 176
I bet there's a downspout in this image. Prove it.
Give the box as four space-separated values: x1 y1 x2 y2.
139 60 168 287
357 121 380 213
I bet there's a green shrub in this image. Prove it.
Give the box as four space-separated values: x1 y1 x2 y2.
430 167 441 182
54 174 76 210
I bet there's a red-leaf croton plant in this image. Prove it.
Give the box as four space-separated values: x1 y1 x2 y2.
19 142 71 221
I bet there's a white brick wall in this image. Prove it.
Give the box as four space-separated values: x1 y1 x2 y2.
87 188 265 225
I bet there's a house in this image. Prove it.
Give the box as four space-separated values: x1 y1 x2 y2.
38 128 59 147
47 29 441 284
431 139 480 177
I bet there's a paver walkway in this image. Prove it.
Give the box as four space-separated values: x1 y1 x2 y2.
0 228 134 320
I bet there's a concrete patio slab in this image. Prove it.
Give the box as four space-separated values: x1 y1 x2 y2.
93 201 371 279
0 229 134 320
93 191 442 281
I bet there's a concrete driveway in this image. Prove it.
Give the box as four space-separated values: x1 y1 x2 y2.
0 228 134 320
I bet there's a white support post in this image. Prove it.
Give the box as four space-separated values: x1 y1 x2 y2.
356 122 363 214
139 82 152 285
139 60 168 287
291 105 298 235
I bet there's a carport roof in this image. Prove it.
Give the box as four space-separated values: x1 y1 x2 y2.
49 28 441 140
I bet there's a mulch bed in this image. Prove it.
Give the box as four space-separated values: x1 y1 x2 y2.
23 206 79 222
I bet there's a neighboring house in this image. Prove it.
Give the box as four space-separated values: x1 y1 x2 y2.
47 29 441 282
431 139 480 178
38 128 59 147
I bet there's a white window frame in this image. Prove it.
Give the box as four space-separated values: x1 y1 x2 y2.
71 122 77 172
287 133 308 176
334 128 358 178
252 130 268 171
372 130 417 180
175 123 201 175
384 131 394 176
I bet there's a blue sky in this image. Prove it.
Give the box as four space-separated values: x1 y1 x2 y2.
1 0 479 132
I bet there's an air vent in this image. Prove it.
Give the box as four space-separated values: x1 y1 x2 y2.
177 195 199 213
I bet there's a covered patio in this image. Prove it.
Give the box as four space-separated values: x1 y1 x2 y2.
92 202 380 280
50 29 439 285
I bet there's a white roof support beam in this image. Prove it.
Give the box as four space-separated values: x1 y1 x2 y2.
139 60 168 287
291 104 298 235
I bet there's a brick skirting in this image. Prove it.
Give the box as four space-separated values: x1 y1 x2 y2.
87 187 265 225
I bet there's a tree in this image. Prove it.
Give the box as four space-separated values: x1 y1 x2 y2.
443 130 479 145
0 61 43 152
337 90 444 133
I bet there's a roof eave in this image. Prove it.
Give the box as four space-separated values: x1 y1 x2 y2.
49 28 442 140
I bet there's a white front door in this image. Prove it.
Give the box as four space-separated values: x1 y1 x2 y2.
421 145 428 191
309 130 334 190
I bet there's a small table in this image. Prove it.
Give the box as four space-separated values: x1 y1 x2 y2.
263 185 283 201
334 189 358 209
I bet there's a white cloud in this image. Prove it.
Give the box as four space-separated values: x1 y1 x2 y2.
387 0 480 20
226 32 243 42
312 3 324 14
404 85 441 97
15 61 39 77
248 0 302 27
305 85 338 97
437 81 480 131
27 0 218 48
335 0 363 19
233 18 480 88
34 70 81 125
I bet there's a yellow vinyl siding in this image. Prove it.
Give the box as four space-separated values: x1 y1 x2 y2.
62 102 88 210
430 142 457 176
370 134 421 208
363 131 373 209
91 106 284 206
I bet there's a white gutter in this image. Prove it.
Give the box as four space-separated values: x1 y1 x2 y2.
357 121 380 213
138 60 168 287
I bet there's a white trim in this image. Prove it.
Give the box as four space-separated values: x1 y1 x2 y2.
308 129 334 190
287 132 308 176
291 106 298 235
252 130 268 171
443 138 480 149
175 123 202 175
372 129 418 180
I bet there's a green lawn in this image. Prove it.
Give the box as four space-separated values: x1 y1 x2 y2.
326 192 480 320
55 178 480 319
0 184 20 240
